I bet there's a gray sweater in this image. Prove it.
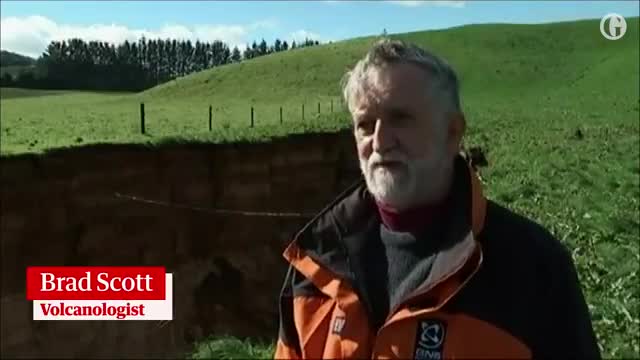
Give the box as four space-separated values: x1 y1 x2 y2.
359 222 446 329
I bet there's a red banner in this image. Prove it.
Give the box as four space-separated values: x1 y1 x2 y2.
26 266 166 300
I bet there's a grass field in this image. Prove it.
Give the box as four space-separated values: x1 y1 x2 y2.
1 17 638 358
189 336 275 359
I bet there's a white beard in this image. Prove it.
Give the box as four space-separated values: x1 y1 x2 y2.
360 140 452 211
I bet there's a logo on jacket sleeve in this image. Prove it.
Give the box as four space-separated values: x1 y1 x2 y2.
332 316 346 335
414 319 446 359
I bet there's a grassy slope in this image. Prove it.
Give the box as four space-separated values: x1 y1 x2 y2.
0 18 638 358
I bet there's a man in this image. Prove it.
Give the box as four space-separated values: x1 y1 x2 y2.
274 39 600 359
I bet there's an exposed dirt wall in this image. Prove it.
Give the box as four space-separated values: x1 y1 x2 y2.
0 130 361 358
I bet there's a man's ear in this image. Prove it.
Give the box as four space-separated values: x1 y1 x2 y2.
447 111 466 155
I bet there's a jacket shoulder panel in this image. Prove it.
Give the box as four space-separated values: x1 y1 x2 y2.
470 200 599 358
481 200 571 267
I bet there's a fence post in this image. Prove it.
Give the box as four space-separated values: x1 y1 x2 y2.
318 102 320 115
251 106 254 128
302 104 305 121
209 105 212 131
331 100 333 113
140 103 145 134
280 106 283 124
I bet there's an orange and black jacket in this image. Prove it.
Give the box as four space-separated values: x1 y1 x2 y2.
274 156 601 359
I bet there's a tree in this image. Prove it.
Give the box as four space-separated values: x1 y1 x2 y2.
11 35 245 91
221 44 231 64
194 40 204 72
169 39 178 78
291 40 297 49
130 41 139 66
208 40 222 65
251 41 259 57
139 36 148 71
231 46 241 62
258 38 268 56
147 39 158 85
0 73 14 87
274 39 282 52
185 40 194 73
204 42 212 68
179 40 187 75
243 45 253 60
158 39 170 82
282 40 289 51
17 70 36 88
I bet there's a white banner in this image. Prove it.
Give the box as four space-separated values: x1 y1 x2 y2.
33 274 173 320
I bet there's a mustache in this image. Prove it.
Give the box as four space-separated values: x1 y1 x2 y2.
367 152 408 168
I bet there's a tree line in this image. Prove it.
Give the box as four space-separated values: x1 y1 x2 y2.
0 37 320 91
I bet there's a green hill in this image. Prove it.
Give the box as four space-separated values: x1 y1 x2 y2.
0 50 36 67
0 50 37 79
145 18 638 104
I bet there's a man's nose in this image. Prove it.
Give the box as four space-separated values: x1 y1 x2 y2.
372 119 395 153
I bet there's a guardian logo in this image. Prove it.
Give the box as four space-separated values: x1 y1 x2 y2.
600 13 627 40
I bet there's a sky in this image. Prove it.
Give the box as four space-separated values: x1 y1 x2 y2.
1 0 638 58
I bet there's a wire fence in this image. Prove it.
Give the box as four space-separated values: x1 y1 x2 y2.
114 192 317 218
139 99 344 134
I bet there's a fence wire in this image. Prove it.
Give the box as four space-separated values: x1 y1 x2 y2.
113 192 316 218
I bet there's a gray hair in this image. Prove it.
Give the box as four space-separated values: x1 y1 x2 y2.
341 38 461 116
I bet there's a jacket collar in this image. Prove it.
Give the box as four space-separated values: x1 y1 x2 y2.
283 154 487 299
